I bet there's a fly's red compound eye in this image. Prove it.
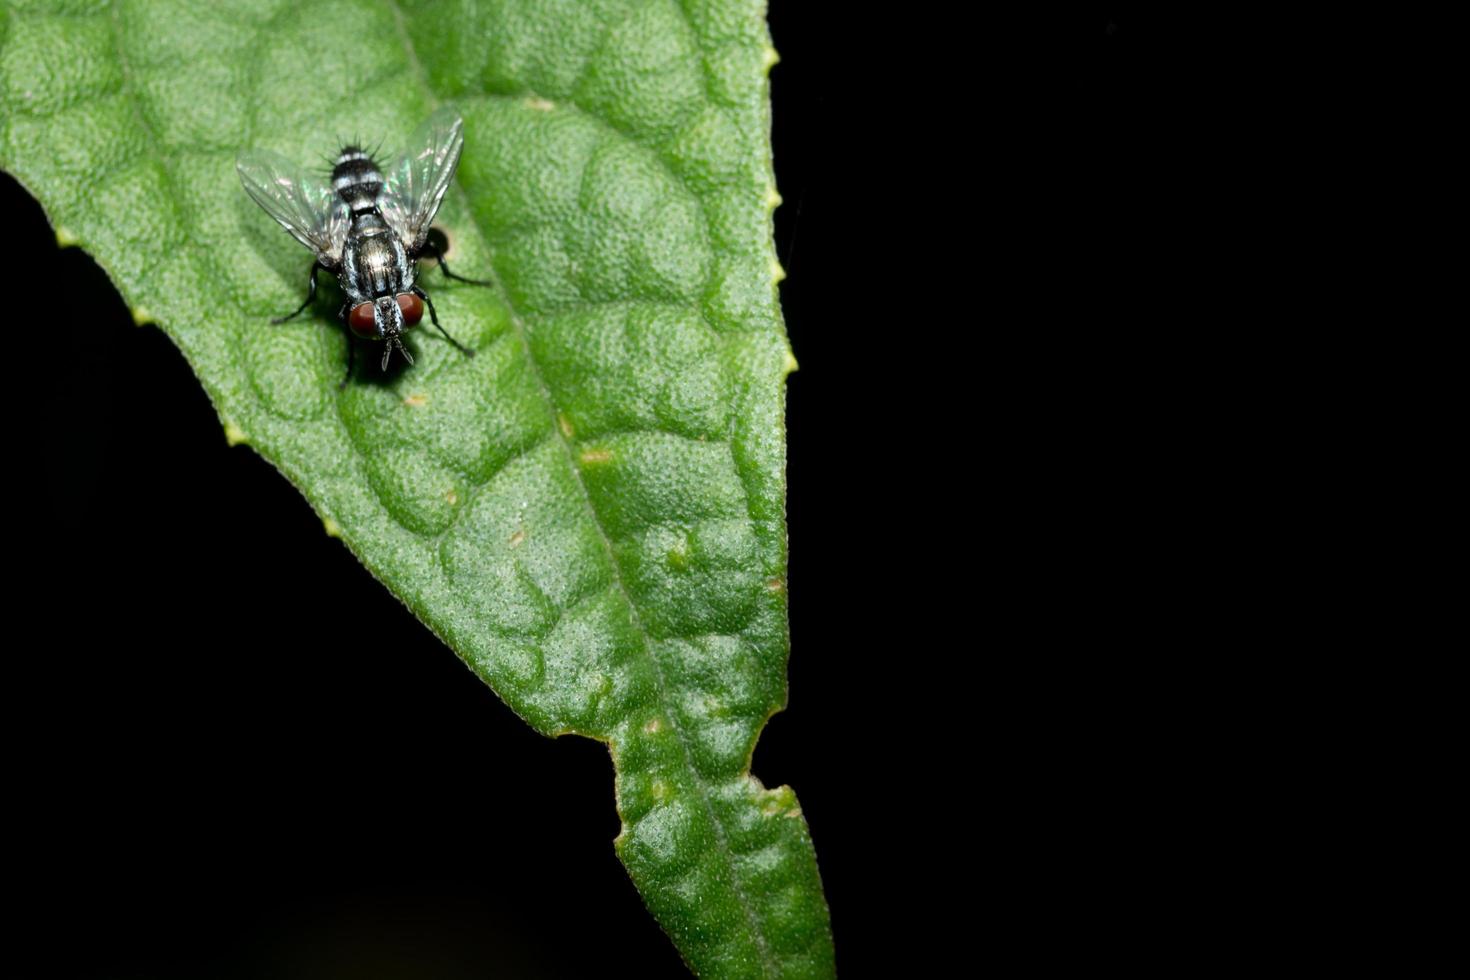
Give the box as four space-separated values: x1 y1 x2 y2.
348 302 376 337
396 293 424 327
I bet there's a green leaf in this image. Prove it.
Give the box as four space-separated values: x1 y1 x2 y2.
0 0 832 975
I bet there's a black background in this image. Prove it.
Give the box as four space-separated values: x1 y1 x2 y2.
8 8 1142 978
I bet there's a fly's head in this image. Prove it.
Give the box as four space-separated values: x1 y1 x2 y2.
347 293 426 368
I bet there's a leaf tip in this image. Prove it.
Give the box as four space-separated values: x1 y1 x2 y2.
762 45 780 71
130 306 153 327
770 258 786 284
783 348 799 375
322 516 343 539
222 420 249 447
764 186 783 210
55 226 80 249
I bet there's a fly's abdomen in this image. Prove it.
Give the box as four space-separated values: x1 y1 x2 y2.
332 146 383 211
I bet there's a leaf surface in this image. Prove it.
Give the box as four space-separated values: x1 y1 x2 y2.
0 0 832 975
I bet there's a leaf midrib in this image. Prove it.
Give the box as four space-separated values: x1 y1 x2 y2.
381 1 779 974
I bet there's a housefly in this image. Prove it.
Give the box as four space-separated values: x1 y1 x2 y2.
237 107 485 385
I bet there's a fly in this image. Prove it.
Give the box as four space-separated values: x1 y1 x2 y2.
236 107 486 386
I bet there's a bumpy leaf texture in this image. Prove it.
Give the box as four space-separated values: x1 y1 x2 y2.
0 0 832 976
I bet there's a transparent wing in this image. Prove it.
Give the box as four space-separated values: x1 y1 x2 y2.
236 149 348 267
379 107 465 255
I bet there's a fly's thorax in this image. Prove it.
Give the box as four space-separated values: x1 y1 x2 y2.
340 226 409 303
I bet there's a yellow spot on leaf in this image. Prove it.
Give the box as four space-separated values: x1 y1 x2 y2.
509 529 526 548
526 96 556 111
403 393 428 407
579 448 612 465
785 807 803 819
643 717 662 734
652 779 671 803
445 489 458 505
558 413 575 439
765 577 784 593
222 421 248 447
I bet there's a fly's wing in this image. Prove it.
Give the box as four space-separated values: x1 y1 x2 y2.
236 150 348 268
379 107 464 255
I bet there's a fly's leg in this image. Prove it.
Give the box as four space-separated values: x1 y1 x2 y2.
272 260 328 324
412 286 475 358
433 253 493 286
421 229 493 286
